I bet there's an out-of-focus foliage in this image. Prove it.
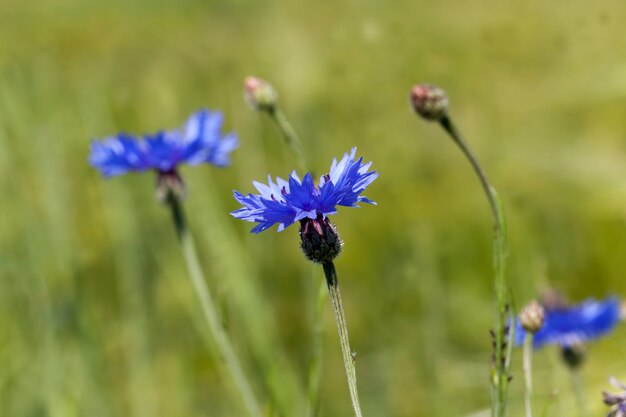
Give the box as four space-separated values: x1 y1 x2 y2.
1 0 625 416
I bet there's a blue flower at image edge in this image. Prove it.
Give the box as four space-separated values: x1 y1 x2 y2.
231 148 379 233
515 297 622 348
89 110 238 177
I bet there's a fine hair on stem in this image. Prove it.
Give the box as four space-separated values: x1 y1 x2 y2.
322 261 364 417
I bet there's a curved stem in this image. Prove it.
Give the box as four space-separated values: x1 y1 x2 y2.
439 115 510 417
168 195 262 417
322 261 364 417
440 116 498 220
269 107 307 173
523 334 534 417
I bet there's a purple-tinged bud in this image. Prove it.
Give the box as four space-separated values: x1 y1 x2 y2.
410 84 449 121
519 300 545 334
620 301 626 321
155 170 186 203
299 215 342 263
244 76 278 112
561 343 586 369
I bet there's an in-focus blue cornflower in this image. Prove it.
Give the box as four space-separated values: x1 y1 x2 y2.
515 297 622 349
231 148 378 234
89 109 238 177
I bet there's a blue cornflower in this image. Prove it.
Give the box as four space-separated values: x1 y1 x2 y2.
231 148 378 234
604 378 626 417
515 297 622 349
89 109 238 177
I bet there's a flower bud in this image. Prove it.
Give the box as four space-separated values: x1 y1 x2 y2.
244 76 278 112
155 170 186 203
410 84 449 121
519 300 545 334
620 301 626 321
299 215 342 263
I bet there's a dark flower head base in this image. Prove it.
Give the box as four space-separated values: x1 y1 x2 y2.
232 148 378 235
89 109 238 178
155 170 186 203
300 215 343 263
561 343 586 369
514 297 622 349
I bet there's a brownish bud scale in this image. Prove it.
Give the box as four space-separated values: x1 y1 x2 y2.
410 84 449 121
299 215 342 263
561 343 586 369
156 170 186 203
519 300 545 334
244 76 278 112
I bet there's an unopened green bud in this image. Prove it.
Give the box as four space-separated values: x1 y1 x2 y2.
410 84 449 121
244 76 278 112
520 300 545 334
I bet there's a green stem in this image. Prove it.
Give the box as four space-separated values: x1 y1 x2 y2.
539 392 558 417
306 279 328 417
322 261 364 417
523 334 534 417
269 107 307 173
440 117 498 220
264 105 323 416
439 115 510 417
167 194 262 417
571 369 588 417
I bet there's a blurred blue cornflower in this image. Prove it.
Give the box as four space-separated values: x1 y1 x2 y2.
604 377 626 417
89 109 238 177
515 297 622 349
231 148 378 234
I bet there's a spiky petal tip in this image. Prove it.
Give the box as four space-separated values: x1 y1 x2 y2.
231 148 378 233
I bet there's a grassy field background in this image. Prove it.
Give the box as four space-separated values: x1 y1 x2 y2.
1 0 626 416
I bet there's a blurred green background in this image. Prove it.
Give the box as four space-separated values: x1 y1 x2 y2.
1 0 626 416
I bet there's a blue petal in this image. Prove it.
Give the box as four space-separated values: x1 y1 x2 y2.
89 109 238 177
285 173 317 212
515 297 622 349
320 148 379 208
231 148 378 233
